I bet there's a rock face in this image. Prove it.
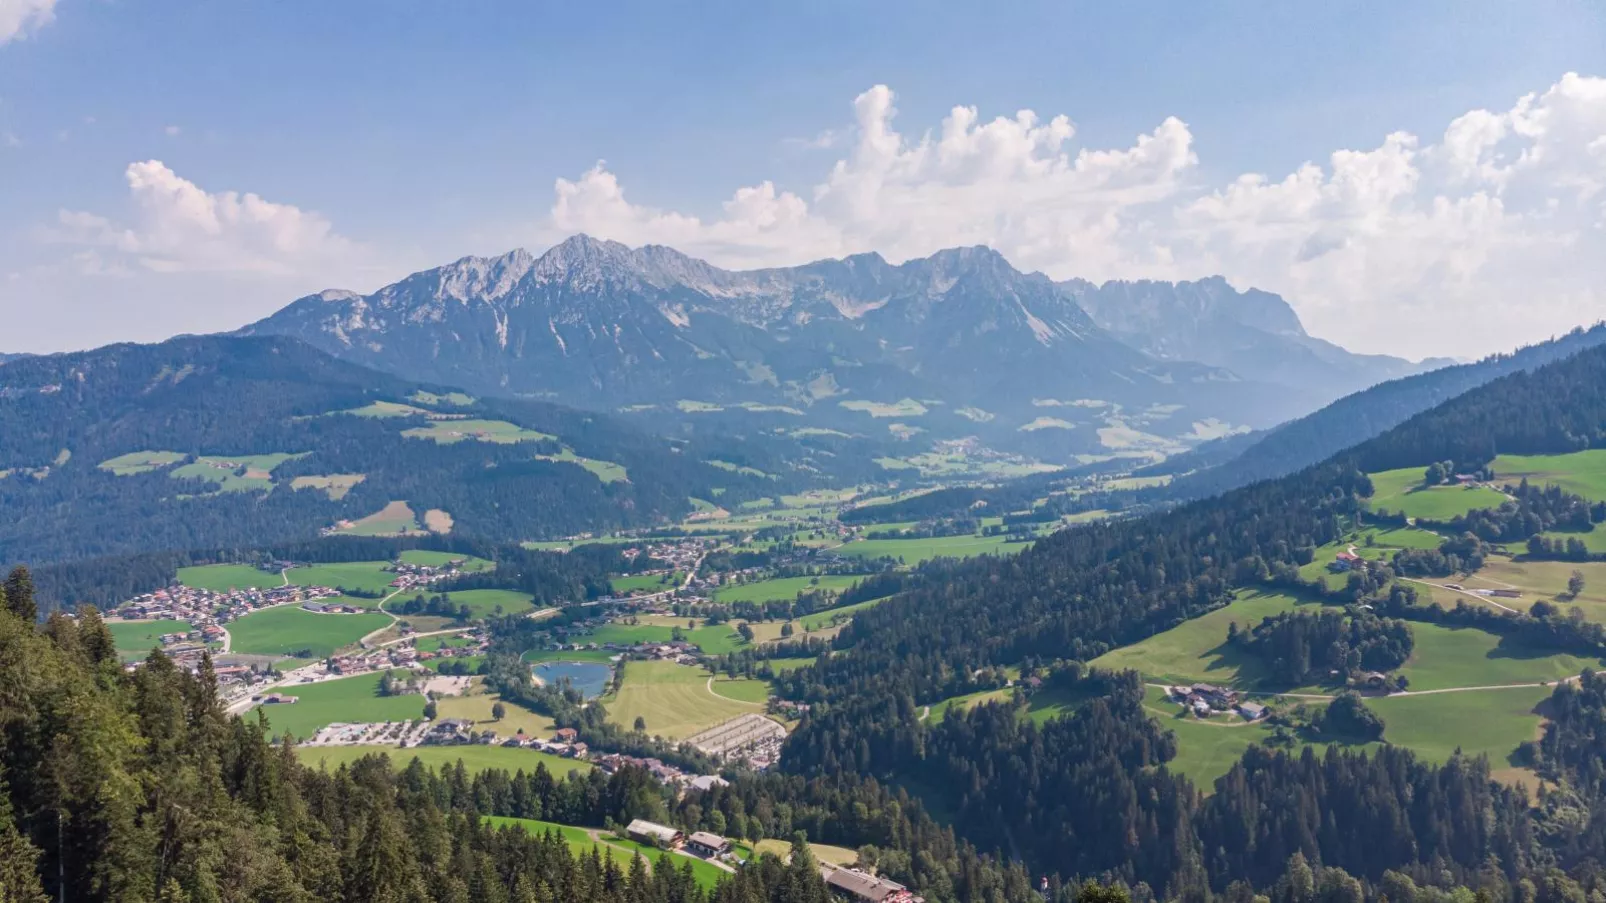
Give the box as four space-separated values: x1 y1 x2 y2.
1063 276 1445 407
239 235 1417 455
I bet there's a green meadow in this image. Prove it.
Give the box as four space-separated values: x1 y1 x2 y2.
178 563 284 592
1371 686 1549 764
298 745 589 778
402 419 554 444
286 561 396 595
583 622 747 655
1366 467 1509 521
711 575 862 604
1090 589 1325 688
228 606 390 658
1492 450 1606 502
108 618 193 655
396 549 494 571
256 672 425 739
98 450 186 475
433 589 536 619
169 453 304 493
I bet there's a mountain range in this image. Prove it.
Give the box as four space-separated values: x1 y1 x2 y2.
241 235 1440 461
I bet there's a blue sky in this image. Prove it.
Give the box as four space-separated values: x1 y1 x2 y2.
2 0 1604 357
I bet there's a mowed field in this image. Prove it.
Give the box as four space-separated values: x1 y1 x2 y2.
434 679 556 738
401 419 554 444
536 448 629 483
98 449 186 475
334 500 426 537
1395 621 1606 691
108 618 193 656
1090 589 1324 688
397 549 494 571
1492 450 1606 502
169 452 304 493
605 660 769 739
611 573 679 594
711 575 862 604
835 533 1035 564
299 746 589 778
228 606 391 658
178 563 284 592
432 589 536 619
1464 559 1606 621
1371 685 1549 764
290 473 366 500
285 561 396 595
256 672 425 739
1366 467 1510 521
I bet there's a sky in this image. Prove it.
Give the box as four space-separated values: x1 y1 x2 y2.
1 1 1604 360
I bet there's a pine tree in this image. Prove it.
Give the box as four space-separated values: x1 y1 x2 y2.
2 567 34 623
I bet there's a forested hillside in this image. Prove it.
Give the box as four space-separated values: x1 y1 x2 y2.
1166 323 1606 497
754 341 1606 897
0 335 886 567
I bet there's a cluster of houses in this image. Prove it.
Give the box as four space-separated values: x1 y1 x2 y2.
388 558 477 592
1166 683 1266 721
116 580 342 635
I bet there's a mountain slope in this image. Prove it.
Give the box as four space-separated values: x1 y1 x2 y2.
1162 322 1606 498
1063 276 1447 410
242 236 1327 458
0 335 874 566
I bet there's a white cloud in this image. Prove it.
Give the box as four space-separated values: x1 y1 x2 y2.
541 76 1606 359
52 160 357 276
165 125 181 136
0 0 57 45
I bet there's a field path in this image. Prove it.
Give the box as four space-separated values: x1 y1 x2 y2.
1398 576 1520 613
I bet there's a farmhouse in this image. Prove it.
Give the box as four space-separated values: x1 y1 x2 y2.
1237 702 1266 720
626 819 684 848
1190 683 1238 708
819 865 923 902
685 831 731 858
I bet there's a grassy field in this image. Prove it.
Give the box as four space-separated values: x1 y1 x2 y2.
169 453 303 493
1371 685 1549 764
434 589 536 619
434 679 556 738
753 839 859 868
710 575 862 604
1396 622 1605 691
835 533 1035 564
1537 529 1606 554
299 745 589 778
1467 559 1606 620
1090 589 1324 688
839 398 927 418
1361 525 1449 549
606 660 767 739
797 596 888 631
927 688 1012 720
334 500 426 536
286 561 396 595
178 563 284 591
228 606 391 658
255 672 425 739
98 449 186 475
409 391 476 407
1366 467 1510 521
397 550 494 571
108 618 193 654
402 419 554 444
707 677 772 703
290 473 366 500
611 573 679 594
415 635 472 653
584 622 747 655
341 400 436 418
1492 450 1606 502
536 448 629 483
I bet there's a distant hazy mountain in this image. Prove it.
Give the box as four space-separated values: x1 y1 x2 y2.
1062 276 1450 410
240 236 1336 459
1162 323 1606 498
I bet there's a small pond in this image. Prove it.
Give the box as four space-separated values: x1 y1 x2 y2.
532 660 612 699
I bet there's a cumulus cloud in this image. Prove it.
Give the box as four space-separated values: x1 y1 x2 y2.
0 0 57 45
52 160 357 276
541 76 1606 358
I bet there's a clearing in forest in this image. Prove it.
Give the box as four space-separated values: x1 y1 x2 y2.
332 500 427 537
98 450 186 475
169 452 305 493
401 419 554 444
1491 450 1606 502
1365 467 1510 521
290 473 366 500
